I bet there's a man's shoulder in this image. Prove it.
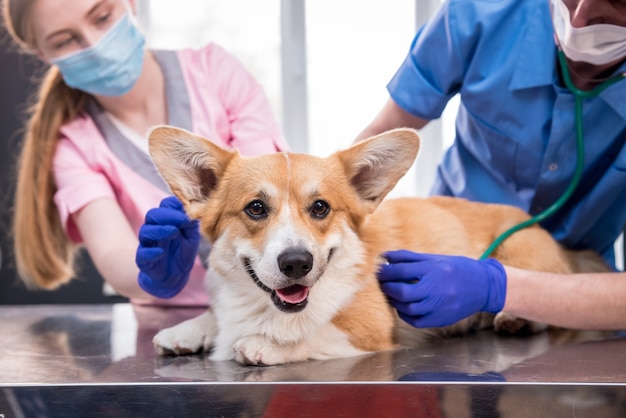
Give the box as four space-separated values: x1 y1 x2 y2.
444 0 550 43
448 0 545 7
447 0 547 20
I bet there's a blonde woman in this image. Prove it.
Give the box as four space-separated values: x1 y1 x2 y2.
3 0 287 305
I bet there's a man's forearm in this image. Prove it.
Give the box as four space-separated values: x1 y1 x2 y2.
502 266 626 330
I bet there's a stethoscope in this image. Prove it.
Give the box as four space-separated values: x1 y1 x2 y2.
480 50 626 259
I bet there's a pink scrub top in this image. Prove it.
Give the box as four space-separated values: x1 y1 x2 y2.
52 43 289 306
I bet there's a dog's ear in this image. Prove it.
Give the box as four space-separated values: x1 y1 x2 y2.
148 126 236 217
337 128 420 211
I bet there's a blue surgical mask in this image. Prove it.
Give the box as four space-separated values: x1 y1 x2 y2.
51 14 146 96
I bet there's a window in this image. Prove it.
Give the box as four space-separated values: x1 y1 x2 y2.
137 0 282 128
138 0 447 197
305 1 416 156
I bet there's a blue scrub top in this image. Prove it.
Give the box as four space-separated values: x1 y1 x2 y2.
388 0 626 266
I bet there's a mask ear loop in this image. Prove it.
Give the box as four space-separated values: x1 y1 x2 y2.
479 50 626 260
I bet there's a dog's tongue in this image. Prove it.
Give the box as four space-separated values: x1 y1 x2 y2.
276 284 309 304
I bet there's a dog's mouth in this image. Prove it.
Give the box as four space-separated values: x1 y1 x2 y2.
244 258 309 313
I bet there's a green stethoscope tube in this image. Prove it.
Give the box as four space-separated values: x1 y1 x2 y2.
479 50 626 260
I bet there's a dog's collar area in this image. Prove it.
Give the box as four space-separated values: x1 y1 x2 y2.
243 258 309 313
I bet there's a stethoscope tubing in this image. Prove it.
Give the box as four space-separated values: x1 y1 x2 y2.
479 50 626 259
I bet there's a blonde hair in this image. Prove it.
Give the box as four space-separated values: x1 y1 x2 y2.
3 0 87 289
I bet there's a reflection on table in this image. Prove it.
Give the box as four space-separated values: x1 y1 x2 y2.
1 304 625 417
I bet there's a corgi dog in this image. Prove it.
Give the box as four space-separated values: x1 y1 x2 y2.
148 126 608 366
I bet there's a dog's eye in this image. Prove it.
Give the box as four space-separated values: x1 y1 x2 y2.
245 200 268 219
310 200 330 219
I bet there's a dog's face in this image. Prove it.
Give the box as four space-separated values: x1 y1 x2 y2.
148 127 420 313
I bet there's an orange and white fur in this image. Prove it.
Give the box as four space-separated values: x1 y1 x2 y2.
148 126 608 365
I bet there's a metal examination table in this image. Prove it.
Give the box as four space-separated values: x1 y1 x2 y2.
1 303 626 417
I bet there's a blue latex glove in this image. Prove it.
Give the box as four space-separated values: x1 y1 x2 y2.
136 196 201 298
378 250 507 328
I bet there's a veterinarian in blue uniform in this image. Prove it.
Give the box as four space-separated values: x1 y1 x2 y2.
365 0 626 330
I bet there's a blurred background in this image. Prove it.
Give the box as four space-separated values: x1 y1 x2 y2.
136 0 458 197
5 1 619 304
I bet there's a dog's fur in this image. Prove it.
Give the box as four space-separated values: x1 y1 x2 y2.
148 126 609 365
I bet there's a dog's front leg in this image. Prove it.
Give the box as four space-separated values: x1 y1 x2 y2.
153 309 218 355
232 327 367 366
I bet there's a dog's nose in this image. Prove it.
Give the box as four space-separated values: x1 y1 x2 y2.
278 249 313 279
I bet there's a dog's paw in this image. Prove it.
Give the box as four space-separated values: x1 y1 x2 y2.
493 312 547 335
153 311 216 356
233 335 289 366
153 328 211 356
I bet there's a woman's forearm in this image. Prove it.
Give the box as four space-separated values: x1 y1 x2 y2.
93 245 148 299
73 198 153 300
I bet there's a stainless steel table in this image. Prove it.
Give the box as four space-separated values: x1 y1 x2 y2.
1 304 625 417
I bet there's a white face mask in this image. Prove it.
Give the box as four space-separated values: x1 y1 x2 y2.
551 0 626 65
